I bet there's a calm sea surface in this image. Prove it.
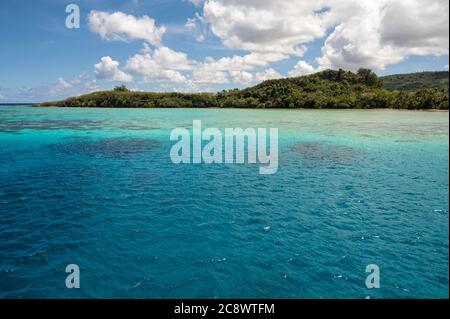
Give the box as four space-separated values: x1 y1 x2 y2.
0 106 448 298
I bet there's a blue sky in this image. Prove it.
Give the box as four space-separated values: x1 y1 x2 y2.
0 0 448 102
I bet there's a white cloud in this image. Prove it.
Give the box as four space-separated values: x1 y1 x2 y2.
199 0 328 55
288 61 317 77
124 46 193 83
196 0 449 71
185 18 197 29
57 77 72 89
95 46 287 86
255 68 283 82
192 69 229 84
88 11 166 46
2 74 103 103
195 34 206 42
167 79 211 93
184 16 207 42
84 0 448 89
48 73 102 96
212 52 288 71
317 0 449 71
94 56 133 82
229 70 253 83
193 52 288 84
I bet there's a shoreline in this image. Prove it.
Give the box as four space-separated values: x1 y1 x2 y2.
31 70 450 111
26 105 450 111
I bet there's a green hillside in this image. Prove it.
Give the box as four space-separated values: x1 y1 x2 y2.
37 69 449 110
382 71 449 91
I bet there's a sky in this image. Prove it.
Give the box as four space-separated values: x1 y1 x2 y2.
0 0 448 102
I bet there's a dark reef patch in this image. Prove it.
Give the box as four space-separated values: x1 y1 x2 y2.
0 119 105 133
289 141 362 165
47 137 161 159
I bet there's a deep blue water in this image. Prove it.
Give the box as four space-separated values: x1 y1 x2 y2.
0 106 448 298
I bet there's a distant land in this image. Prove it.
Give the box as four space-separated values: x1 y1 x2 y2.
35 69 449 110
382 71 449 91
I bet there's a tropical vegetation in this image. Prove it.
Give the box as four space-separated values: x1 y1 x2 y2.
36 69 449 110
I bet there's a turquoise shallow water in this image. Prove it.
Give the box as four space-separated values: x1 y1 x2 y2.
0 106 448 298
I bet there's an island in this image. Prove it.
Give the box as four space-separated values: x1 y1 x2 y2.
35 69 449 110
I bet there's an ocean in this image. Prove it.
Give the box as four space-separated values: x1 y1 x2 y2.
0 106 448 298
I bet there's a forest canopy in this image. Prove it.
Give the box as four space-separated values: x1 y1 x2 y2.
36 69 449 110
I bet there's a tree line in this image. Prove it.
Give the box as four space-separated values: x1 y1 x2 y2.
37 69 449 110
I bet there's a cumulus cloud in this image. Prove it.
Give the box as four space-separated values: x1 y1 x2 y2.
229 70 253 83
166 79 212 93
94 56 133 82
88 11 166 46
123 50 287 85
255 68 283 82
196 0 449 70
85 1 448 89
288 61 317 77
193 52 288 84
202 52 287 71
380 0 449 53
199 0 329 55
317 0 449 71
192 69 229 84
124 45 193 83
